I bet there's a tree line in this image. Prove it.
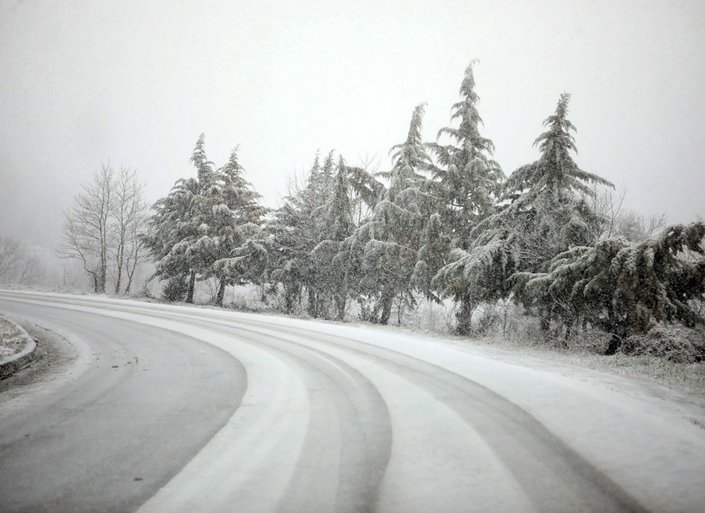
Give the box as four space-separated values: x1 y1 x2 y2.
62 62 705 355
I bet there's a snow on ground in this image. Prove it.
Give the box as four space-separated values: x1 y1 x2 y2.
3 290 705 512
0 315 29 360
233 311 705 511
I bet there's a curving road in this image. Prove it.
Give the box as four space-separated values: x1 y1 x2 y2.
0 290 704 513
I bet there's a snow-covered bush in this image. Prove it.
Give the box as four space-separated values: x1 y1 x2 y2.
522 222 705 354
162 275 189 302
622 325 705 363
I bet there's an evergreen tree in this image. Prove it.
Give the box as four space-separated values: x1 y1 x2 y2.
520 223 705 353
435 93 612 334
265 200 307 312
423 61 504 333
152 135 216 302
350 104 431 324
266 152 335 315
428 61 503 247
193 147 267 305
143 173 202 302
319 150 335 198
144 136 266 304
191 133 215 184
312 156 356 319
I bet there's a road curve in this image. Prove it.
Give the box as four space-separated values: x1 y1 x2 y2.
1 290 704 513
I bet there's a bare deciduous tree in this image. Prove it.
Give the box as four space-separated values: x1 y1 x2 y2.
591 184 626 239
112 167 148 294
0 236 47 286
614 210 666 242
592 184 666 242
60 164 148 294
0 236 23 283
60 165 112 293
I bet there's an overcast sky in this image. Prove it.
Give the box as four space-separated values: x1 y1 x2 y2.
2 0 704 251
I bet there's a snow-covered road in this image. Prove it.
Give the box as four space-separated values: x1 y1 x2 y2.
0 290 704 512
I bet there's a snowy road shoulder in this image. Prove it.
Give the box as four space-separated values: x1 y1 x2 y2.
0 314 37 379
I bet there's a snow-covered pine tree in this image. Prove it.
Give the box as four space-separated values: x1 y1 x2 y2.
144 135 267 304
319 150 335 199
191 133 215 184
143 173 202 302
312 156 355 319
435 93 612 335
266 152 335 315
150 135 216 302
350 104 431 324
428 61 503 246
194 147 268 305
423 61 504 333
520 222 705 353
413 212 450 302
265 201 307 312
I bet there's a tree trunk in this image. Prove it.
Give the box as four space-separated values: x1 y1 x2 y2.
98 222 108 294
562 316 574 348
307 287 318 318
186 270 196 303
455 293 476 336
284 285 296 313
604 306 627 355
114 238 124 294
114 267 122 294
379 295 393 325
539 308 551 338
215 278 226 307
605 334 622 355
605 324 628 355
124 263 136 294
96 266 106 294
335 294 346 321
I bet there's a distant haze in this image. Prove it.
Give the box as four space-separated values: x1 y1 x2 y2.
2 0 704 252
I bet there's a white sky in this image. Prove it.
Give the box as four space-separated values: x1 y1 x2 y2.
1 0 705 250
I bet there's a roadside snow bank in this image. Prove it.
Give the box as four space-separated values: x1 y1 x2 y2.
0 314 36 379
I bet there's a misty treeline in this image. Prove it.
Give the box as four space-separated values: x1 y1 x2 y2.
58 62 705 357
0 236 45 286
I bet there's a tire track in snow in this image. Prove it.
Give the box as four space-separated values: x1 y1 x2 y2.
225 318 650 513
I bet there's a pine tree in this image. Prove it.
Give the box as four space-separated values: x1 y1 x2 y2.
350 104 431 324
428 61 503 247
157 135 216 302
143 173 202 302
424 61 504 333
312 156 356 319
266 201 307 312
319 150 335 198
143 135 266 304
195 147 268 305
435 93 612 334
266 152 335 315
191 133 215 184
